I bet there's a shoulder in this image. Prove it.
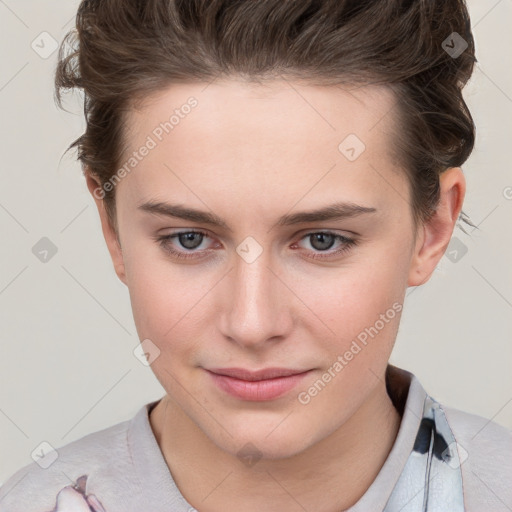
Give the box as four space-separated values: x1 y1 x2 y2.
0 416 132 512
441 403 512 511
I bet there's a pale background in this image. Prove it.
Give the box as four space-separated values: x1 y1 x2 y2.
1 0 511 485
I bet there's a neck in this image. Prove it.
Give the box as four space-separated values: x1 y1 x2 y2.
150 379 402 512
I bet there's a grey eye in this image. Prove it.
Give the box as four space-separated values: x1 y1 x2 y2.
178 232 204 250
308 233 336 251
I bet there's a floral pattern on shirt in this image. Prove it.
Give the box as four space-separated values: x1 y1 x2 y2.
49 475 106 512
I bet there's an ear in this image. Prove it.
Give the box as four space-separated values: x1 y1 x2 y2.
85 170 128 286
408 167 466 287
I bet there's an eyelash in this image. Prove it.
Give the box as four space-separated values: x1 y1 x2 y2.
154 230 358 261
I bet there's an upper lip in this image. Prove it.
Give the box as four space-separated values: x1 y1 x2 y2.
207 367 310 381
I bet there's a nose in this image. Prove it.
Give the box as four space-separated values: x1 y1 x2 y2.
219 246 293 350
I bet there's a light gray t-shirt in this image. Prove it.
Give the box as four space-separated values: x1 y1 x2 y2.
1 365 511 511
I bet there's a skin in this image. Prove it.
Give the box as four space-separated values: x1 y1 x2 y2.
86 79 465 511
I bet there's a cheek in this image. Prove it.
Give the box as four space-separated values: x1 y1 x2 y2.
124 243 179 335
303 246 408 339
124 244 216 348
293 255 407 425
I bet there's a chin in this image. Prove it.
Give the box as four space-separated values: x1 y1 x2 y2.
211 422 315 463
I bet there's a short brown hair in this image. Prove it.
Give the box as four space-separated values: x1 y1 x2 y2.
55 0 476 233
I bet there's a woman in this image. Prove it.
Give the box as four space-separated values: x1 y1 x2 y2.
1 0 510 511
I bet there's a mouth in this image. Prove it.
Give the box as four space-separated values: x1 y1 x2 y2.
205 367 313 401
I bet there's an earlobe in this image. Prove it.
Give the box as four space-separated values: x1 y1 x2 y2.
85 170 128 286
407 167 466 287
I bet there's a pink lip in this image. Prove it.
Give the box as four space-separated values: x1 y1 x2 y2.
205 367 312 401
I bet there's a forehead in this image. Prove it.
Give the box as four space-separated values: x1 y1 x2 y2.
125 79 397 147
118 79 404 215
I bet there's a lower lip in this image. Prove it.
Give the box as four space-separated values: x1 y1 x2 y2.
206 370 311 401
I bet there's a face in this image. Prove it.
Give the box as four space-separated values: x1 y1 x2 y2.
90 79 438 459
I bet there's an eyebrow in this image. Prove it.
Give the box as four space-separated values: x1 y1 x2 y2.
137 200 377 231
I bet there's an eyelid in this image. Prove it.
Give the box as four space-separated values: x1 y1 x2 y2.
296 226 360 237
